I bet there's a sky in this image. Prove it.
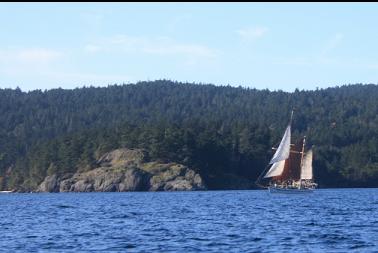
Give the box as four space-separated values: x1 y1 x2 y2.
1 3 378 92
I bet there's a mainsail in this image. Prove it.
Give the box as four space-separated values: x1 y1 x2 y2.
300 149 313 180
277 139 303 181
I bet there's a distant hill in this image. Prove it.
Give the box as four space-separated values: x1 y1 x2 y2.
1 80 378 191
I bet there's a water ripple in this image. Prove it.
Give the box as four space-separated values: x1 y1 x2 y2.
0 189 378 252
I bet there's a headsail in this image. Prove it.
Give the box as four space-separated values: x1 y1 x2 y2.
269 125 291 164
262 124 291 179
264 160 285 178
300 149 313 180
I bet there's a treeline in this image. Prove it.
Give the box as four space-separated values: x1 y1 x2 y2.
1 80 378 190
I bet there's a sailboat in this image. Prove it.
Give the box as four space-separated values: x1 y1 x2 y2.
255 110 317 193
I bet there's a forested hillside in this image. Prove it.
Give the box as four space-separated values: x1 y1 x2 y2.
1 80 378 190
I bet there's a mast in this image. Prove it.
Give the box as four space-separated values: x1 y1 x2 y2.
300 136 306 168
290 109 294 126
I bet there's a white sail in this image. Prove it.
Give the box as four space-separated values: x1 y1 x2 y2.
269 125 291 164
300 149 313 180
264 160 285 178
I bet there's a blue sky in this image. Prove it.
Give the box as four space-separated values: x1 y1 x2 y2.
1 3 378 91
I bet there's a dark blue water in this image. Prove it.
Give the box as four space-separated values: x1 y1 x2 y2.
1 189 378 252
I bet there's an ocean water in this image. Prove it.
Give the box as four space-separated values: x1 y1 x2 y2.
1 189 378 252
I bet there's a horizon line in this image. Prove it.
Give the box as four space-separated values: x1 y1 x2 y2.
1 79 377 94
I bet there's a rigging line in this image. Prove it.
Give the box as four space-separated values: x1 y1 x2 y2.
255 163 271 187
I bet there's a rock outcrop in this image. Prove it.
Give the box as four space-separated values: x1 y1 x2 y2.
37 174 60 193
36 148 206 192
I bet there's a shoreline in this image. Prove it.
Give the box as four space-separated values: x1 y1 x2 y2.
3 187 378 194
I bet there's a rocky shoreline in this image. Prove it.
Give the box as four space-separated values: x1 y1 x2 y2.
35 148 206 193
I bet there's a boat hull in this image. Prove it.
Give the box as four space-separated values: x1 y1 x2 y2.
0 191 13 193
268 186 314 194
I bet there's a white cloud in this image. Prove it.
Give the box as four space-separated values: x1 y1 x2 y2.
366 63 378 70
83 35 219 64
0 48 62 65
0 48 64 79
236 26 269 40
16 48 62 64
321 33 344 57
167 14 193 32
49 72 134 87
273 57 313 67
274 33 345 68
0 46 138 91
142 37 217 58
81 12 104 29
84 44 101 53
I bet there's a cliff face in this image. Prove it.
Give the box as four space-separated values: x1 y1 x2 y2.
36 148 206 192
